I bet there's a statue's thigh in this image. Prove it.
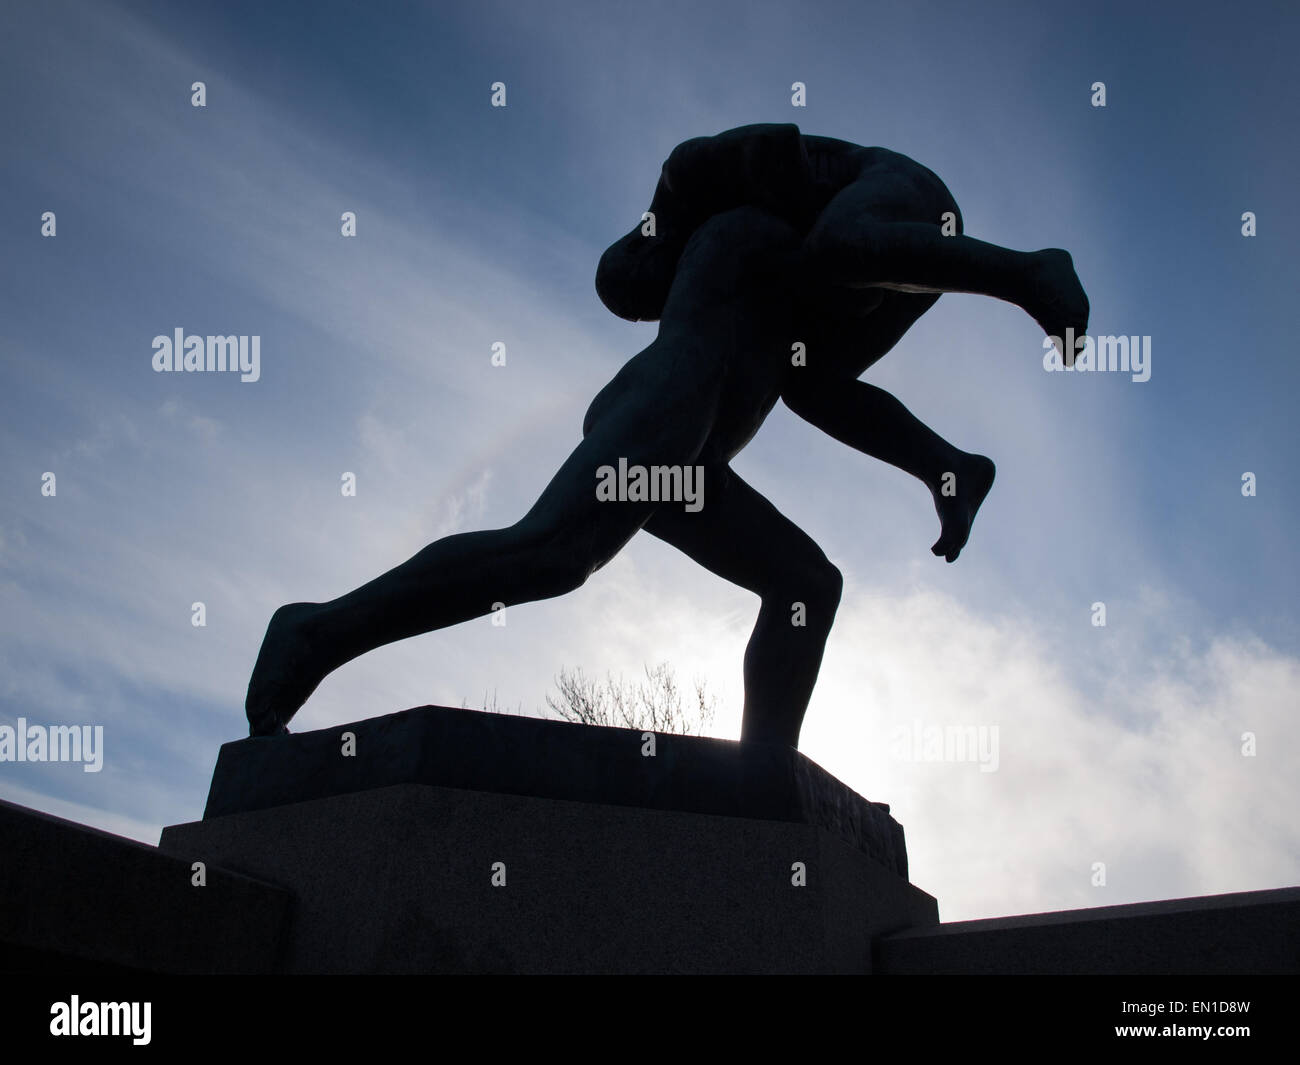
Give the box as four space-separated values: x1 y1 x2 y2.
661 206 801 320
814 161 960 231
793 290 941 381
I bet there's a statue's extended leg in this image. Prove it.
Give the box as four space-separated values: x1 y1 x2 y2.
645 466 841 748
784 376 994 563
782 282 999 562
803 173 1089 354
247 204 805 736
245 341 728 736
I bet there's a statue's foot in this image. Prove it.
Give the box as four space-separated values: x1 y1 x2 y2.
1026 249 1090 364
930 453 996 563
245 602 329 737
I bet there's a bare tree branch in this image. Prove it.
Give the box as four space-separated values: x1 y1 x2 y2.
543 662 715 735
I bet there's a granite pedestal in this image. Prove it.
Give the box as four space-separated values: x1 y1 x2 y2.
159 706 937 973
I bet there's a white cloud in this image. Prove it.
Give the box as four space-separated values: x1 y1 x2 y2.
800 585 1300 921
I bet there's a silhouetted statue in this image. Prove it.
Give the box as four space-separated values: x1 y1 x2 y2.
247 123 1088 748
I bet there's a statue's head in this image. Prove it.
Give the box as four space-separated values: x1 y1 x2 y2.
594 228 686 322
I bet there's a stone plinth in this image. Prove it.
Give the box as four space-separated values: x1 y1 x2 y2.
159 707 936 973
198 706 909 877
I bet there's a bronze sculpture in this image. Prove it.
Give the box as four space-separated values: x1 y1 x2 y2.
246 123 1089 748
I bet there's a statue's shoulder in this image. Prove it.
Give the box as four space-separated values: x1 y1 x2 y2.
801 133 868 153
801 135 876 192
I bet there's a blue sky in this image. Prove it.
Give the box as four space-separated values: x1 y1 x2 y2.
1 0 1296 922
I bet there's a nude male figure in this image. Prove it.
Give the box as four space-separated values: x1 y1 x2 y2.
246 123 1088 748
